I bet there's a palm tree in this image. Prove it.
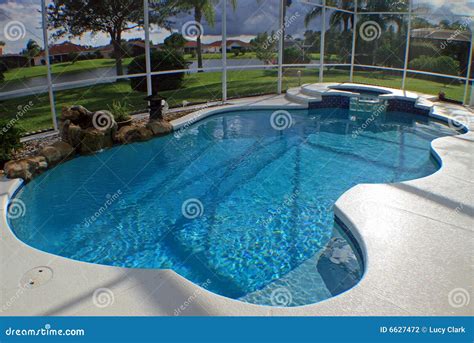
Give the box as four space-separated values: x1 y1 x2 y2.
304 0 354 32
179 0 236 71
303 0 408 31
23 39 41 67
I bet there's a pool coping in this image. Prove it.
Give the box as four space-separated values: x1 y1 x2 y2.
1 83 473 316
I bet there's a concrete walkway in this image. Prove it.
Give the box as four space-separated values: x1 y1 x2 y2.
1 85 472 316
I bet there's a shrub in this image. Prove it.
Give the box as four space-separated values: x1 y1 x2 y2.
128 50 187 93
0 120 23 167
409 42 439 59
108 100 131 122
283 47 310 64
409 55 459 83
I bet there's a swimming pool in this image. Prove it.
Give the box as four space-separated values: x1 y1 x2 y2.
8 107 458 307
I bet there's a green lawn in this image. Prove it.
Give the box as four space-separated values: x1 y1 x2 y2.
0 68 467 133
3 58 134 82
3 53 254 82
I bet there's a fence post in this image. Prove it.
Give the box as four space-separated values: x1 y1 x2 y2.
349 0 358 82
277 0 284 94
401 0 412 90
319 0 326 82
41 0 58 131
463 23 473 105
144 0 152 96
222 0 227 102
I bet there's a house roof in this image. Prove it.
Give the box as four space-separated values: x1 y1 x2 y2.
36 42 91 57
410 28 470 42
207 39 251 47
48 42 90 55
184 40 251 48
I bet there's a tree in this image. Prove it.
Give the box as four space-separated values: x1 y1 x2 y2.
22 39 41 67
68 51 79 63
178 0 236 71
164 32 186 51
48 0 177 76
250 32 276 64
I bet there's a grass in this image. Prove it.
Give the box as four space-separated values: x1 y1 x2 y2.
3 53 259 82
3 58 134 82
0 68 467 133
3 53 339 83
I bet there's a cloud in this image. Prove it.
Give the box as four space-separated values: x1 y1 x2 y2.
0 0 43 54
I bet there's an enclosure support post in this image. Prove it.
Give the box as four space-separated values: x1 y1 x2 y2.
144 0 152 96
277 0 284 94
222 0 227 102
349 0 358 82
463 26 473 106
319 0 326 82
401 0 412 90
41 0 58 131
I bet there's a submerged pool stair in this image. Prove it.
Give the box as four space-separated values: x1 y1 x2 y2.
285 83 433 115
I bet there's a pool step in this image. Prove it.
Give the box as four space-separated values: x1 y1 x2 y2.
285 88 322 105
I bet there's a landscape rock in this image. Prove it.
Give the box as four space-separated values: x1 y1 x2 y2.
80 128 115 154
39 141 75 166
146 120 173 136
66 123 85 149
60 106 118 154
4 156 48 182
115 126 153 144
61 105 94 128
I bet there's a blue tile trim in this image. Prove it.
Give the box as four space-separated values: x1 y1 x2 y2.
308 96 431 116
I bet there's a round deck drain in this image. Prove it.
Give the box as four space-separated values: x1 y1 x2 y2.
20 266 53 289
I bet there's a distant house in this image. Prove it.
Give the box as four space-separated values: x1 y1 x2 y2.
410 28 470 43
183 39 251 54
0 54 29 69
97 40 154 59
34 42 91 65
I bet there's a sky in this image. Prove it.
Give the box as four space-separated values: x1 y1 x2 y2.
0 0 473 54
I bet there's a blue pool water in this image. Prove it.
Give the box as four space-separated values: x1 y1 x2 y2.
9 108 457 306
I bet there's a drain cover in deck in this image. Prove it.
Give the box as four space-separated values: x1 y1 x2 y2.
20 266 53 289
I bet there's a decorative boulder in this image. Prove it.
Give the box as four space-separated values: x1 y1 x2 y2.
80 128 115 154
39 141 75 166
61 105 94 129
146 120 173 136
66 123 85 149
115 126 153 144
4 156 48 182
60 106 118 154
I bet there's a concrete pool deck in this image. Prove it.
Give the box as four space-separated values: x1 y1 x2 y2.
1 83 473 316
